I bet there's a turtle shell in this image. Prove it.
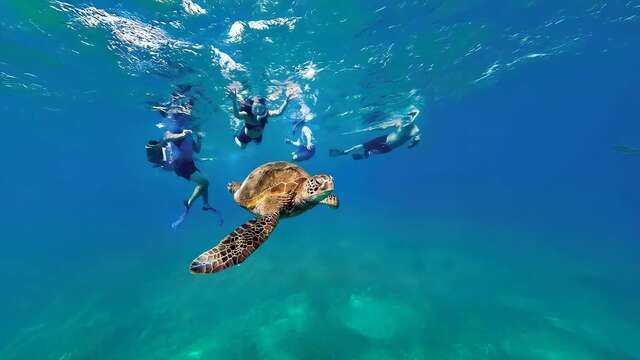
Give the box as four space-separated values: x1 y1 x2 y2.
236 161 310 209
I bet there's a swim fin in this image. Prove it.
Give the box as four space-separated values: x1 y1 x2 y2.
203 205 224 226
171 201 191 229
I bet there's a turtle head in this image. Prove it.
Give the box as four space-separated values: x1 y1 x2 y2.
302 175 334 203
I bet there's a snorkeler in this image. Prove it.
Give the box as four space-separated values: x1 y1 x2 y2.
152 84 195 122
147 85 222 228
163 127 223 229
614 144 640 155
329 109 421 160
285 122 315 162
227 87 294 148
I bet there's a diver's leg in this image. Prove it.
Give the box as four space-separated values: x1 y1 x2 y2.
330 144 363 157
187 172 209 208
343 144 363 154
191 172 223 225
352 147 371 160
285 138 301 147
293 145 314 162
235 127 250 149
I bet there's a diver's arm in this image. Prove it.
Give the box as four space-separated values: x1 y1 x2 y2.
231 98 249 120
227 89 248 120
193 133 203 153
302 127 313 148
407 126 421 149
407 130 421 149
164 129 191 142
269 95 292 117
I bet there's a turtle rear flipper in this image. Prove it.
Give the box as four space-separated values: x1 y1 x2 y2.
190 214 279 274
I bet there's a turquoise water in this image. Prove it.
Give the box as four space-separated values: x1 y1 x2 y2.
2 0 639 359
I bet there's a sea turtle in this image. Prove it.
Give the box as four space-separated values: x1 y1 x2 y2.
190 161 339 274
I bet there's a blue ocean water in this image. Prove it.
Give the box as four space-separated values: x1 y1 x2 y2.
1 0 639 359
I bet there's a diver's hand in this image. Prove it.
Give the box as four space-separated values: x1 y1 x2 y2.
183 129 193 136
284 138 293 144
226 86 237 99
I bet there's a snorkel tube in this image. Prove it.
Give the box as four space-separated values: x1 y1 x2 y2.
407 107 420 123
251 102 268 120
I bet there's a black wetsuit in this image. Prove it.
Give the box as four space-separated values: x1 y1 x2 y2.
363 135 392 157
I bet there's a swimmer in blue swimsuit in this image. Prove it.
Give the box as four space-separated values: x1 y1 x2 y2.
150 85 223 228
163 128 222 228
227 87 293 148
285 123 316 162
330 109 421 160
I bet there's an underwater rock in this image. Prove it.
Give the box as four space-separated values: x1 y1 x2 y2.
256 293 312 360
355 347 426 360
338 294 415 340
502 330 599 360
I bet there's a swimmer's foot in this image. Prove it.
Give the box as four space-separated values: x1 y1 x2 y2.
329 149 345 157
203 204 224 226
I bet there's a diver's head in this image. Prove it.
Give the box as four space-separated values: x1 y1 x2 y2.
251 96 268 118
302 175 334 203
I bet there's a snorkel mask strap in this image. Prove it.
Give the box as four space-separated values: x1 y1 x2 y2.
407 108 420 122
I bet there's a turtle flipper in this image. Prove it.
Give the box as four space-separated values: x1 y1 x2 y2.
320 194 339 209
189 214 279 274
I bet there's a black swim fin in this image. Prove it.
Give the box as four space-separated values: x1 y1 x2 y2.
329 149 345 157
203 205 224 226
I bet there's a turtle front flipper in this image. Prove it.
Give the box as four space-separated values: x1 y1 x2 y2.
189 214 279 274
320 194 339 209
227 182 241 194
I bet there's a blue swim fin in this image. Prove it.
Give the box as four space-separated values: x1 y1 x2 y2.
171 201 190 229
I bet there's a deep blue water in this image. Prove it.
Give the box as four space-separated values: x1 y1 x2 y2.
1 0 639 359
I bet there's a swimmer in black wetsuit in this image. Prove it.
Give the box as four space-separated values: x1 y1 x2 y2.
227 87 293 148
330 109 421 160
614 144 640 155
